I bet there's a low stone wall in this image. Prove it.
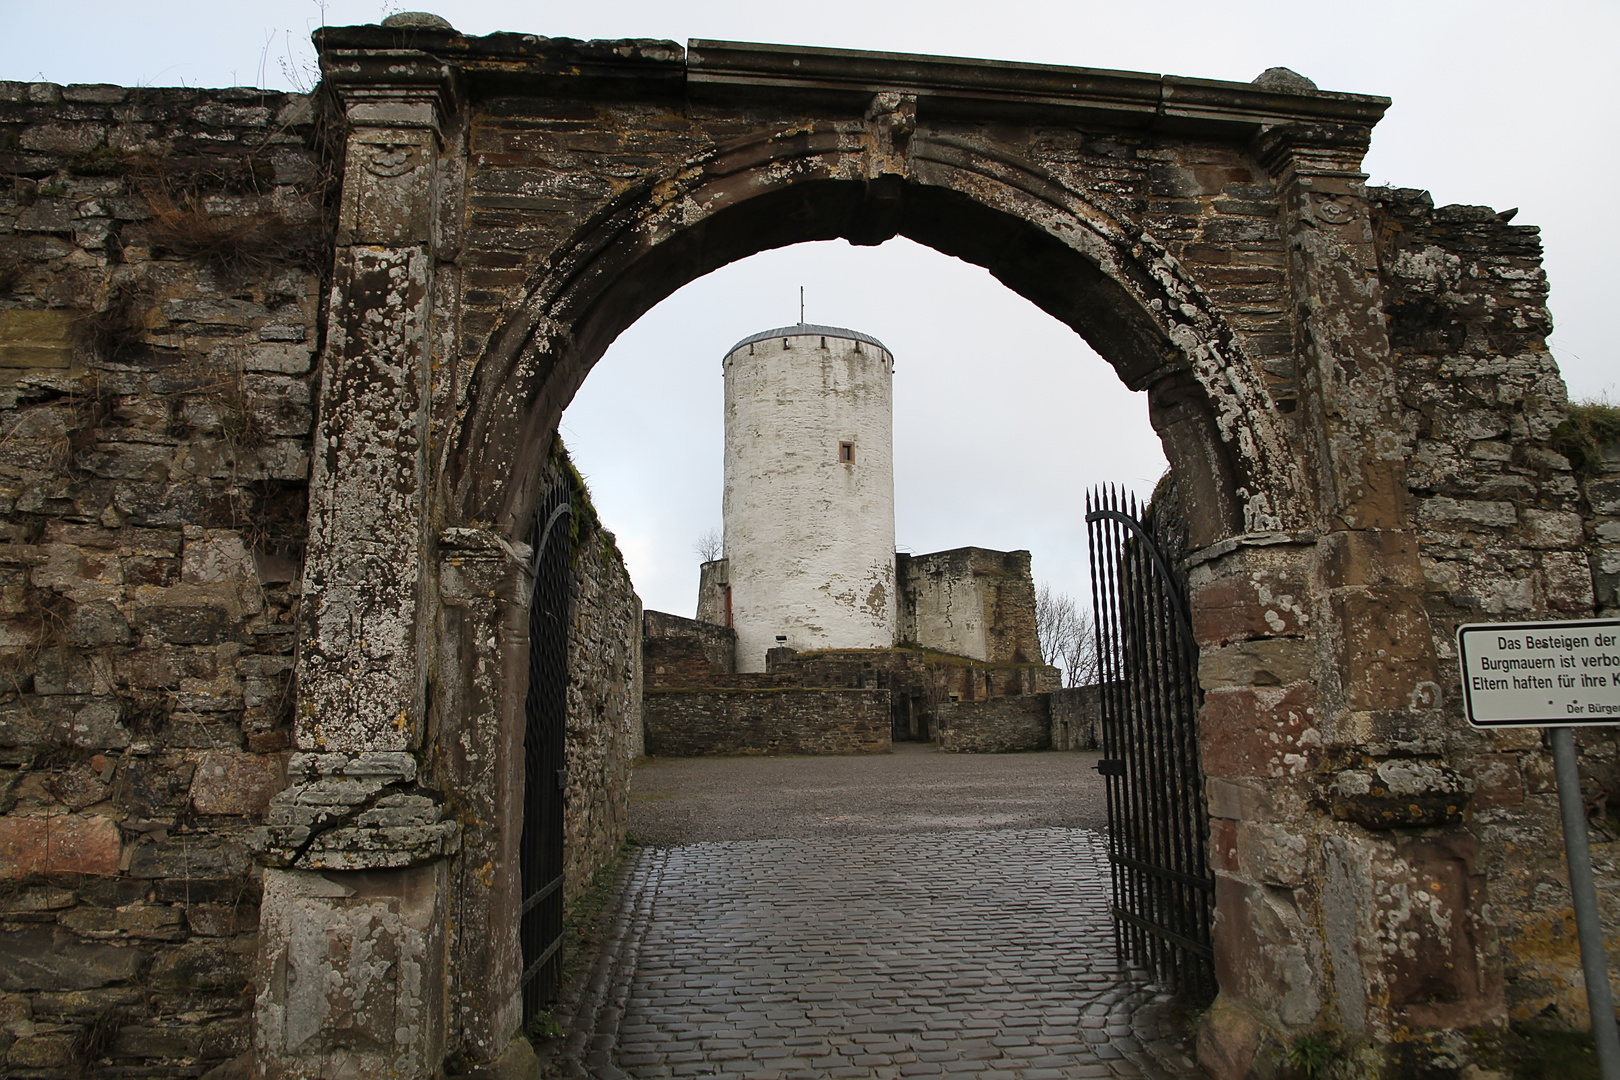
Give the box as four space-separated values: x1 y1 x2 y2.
644 608 734 687
561 454 643 908
1050 685 1105 750
935 695 1051 753
644 688 890 755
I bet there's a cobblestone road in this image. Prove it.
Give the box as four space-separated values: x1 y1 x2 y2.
554 824 1199 1078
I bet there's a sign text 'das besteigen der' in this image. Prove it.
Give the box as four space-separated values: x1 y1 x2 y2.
1457 619 1620 728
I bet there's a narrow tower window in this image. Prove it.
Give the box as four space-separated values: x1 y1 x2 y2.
839 441 855 463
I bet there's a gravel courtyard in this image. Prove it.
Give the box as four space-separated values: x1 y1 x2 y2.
627 742 1110 846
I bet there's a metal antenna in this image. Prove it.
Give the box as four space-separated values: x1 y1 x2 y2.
799 286 804 325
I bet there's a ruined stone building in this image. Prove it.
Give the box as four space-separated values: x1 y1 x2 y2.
644 320 1065 752
0 14 1617 1080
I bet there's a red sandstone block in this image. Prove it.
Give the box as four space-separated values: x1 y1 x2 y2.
1199 684 1317 780
0 813 120 877
1209 818 1239 873
190 751 288 816
1190 573 1309 646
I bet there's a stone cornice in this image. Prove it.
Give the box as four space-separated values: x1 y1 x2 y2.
687 40 1390 133
312 24 1390 137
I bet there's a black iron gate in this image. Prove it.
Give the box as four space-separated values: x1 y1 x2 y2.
519 478 572 1023
1085 485 1215 1000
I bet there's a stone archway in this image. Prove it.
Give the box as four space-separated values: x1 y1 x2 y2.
445 125 1304 545
249 21 1599 1080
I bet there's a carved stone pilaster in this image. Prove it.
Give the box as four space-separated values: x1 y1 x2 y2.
254 47 466 1080
1249 123 1503 1045
294 53 459 765
1256 123 1404 533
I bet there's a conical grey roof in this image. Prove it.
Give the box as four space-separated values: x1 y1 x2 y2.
726 323 890 356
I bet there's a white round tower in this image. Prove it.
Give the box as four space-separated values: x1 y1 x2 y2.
722 323 897 672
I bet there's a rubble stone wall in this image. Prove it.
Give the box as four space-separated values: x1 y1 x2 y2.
0 81 328 1075
1372 188 1620 1023
558 462 643 908
643 688 890 756
933 695 1051 753
1049 685 1104 750
643 608 735 687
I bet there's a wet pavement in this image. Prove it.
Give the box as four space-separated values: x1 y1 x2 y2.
547 747 1199 1079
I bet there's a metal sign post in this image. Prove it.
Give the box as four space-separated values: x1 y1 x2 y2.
1458 619 1620 1080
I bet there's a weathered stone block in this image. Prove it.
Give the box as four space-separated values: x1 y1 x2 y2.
32 543 122 598
1190 570 1309 646
1235 822 1308 887
1463 754 1524 808
177 674 245 712
1519 509 1582 549
131 583 244 645
66 598 135 646
1541 549 1596 612
1194 995 1263 1080
1198 637 1313 689
1331 758 1471 829
1419 497 1516 528
1589 477 1620 516
0 927 145 991
1211 872 1321 1028
181 530 255 584
127 835 250 883
0 813 120 877
1317 529 1423 590
0 310 76 368
45 757 114 810
255 865 447 1079
1375 835 1501 1029
111 1023 204 1060
1199 683 1318 779
1332 588 1439 712
6 1030 78 1067
186 903 260 937
151 938 254 995
34 646 112 696
191 751 288 816
111 761 196 819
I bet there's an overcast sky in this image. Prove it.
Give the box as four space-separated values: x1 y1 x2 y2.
5 2 1614 619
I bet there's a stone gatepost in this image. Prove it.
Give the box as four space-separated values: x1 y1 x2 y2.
249 44 466 1079
1192 124 1505 1068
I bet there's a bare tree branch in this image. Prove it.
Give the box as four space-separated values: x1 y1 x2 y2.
694 527 723 563
1036 583 1099 687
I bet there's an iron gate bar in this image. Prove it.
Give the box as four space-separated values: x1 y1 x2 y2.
1086 484 1215 1000
519 477 573 1024
518 874 564 916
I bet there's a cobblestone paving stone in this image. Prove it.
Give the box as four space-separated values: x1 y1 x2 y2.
558 828 1199 1079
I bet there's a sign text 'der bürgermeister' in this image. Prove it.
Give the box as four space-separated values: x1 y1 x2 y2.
1457 619 1620 728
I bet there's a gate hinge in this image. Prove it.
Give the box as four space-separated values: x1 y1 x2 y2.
1096 758 1126 777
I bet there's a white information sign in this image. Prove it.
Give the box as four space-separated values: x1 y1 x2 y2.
1457 619 1620 728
